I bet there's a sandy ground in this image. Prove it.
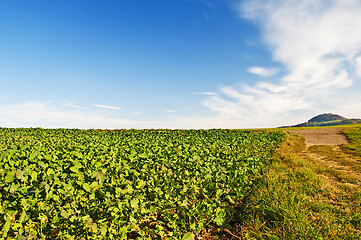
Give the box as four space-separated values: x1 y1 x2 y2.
286 128 349 147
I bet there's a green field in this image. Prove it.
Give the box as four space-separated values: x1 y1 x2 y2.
0 128 283 239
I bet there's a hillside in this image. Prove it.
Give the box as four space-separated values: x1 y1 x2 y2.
282 113 361 127
308 113 346 123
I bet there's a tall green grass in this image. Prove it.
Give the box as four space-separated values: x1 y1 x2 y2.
343 127 361 156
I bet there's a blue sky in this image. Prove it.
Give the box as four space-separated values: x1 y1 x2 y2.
1 0 361 129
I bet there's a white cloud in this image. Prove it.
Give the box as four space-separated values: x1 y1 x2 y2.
0 100 275 129
0 101 153 129
202 0 361 127
91 104 122 110
63 102 89 110
248 66 279 77
194 91 217 96
356 56 361 77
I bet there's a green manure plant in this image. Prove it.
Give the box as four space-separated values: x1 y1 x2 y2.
0 128 283 239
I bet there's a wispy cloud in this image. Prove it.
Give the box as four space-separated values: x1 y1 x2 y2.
203 0 361 126
91 104 122 110
356 56 361 77
194 91 217 96
248 66 279 77
201 0 215 9
63 102 89 110
0 101 239 129
0 101 155 129
0 100 258 129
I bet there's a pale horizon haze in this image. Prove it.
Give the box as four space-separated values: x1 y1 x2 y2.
1 0 361 129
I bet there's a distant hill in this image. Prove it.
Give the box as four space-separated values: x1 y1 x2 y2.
282 113 361 128
308 113 346 123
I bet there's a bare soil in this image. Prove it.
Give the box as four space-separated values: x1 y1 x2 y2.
287 128 349 147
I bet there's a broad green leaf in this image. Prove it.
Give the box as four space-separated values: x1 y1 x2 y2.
226 195 235 204
53 194 60 202
216 189 223 197
46 168 55 176
61 209 70 219
100 224 107 235
38 161 47 168
130 198 139 210
44 154 52 161
74 151 83 159
29 151 39 160
129 215 137 223
182 232 194 240
4 171 15 183
19 210 27 223
136 179 146 189
83 183 92 192
91 223 98 233
70 166 79 173
31 171 37 181
2 219 11 238
10 183 20 193
90 181 99 190
181 199 188 207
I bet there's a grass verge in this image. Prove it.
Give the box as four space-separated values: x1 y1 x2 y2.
343 126 361 156
220 131 361 239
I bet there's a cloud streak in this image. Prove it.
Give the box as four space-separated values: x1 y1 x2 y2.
203 0 361 127
0 100 251 129
248 66 279 77
63 102 89 110
194 91 217 96
91 104 122 110
0 101 153 129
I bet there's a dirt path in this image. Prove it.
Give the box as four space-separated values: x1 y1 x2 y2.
285 128 361 186
286 128 349 147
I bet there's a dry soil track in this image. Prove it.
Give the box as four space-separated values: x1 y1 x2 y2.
287 128 349 147
285 128 361 185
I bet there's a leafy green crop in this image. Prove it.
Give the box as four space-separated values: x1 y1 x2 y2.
0 128 283 239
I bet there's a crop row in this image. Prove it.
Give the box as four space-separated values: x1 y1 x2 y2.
0 128 283 239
